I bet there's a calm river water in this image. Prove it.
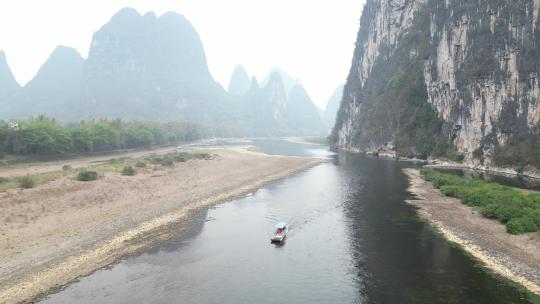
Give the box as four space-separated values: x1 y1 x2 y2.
43 139 538 303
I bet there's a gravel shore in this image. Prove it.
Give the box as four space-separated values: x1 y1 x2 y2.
404 168 540 296
0 148 322 303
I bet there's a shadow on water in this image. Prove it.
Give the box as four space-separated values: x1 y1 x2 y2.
339 152 538 304
41 140 539 304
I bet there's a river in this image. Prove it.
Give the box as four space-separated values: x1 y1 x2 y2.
42 139 538 303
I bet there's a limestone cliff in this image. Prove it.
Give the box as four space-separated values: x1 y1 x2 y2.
332 0 540 170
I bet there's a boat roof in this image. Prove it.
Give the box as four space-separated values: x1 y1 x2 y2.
275 222 287 228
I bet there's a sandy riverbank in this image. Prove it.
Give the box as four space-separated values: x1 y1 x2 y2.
0 148 322 304
404 168 540 296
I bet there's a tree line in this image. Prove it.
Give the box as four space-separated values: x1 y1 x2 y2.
0 116 210 155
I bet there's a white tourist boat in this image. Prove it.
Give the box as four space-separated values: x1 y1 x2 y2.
271 222 288 243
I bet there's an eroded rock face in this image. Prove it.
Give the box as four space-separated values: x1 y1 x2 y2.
334 0 426 151
333 0 540 165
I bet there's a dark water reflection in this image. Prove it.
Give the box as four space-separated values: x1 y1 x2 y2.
43 140 537 304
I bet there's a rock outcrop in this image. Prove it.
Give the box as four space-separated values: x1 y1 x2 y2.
332 0 540 169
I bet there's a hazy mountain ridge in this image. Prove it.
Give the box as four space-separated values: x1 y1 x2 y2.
228 65 251 96
9 46 85 118
0 8 325 136
82 8 228 123
324 84 344 130
229 68 325 136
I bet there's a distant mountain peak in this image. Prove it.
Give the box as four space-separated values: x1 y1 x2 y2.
23 45 84 93
266 71 283 86
261 68 301 96
111 7 141 21
0 50 21 98
50 45 83 59
143 12 156 19
228 65 251 96
159 11 188 22
248 76 260 92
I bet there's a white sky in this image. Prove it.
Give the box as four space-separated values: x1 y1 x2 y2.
0 0 365 110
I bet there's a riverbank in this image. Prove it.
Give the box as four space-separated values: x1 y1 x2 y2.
404 168 540 296
335 145 540 179
0 148 322 304
286 137 328 146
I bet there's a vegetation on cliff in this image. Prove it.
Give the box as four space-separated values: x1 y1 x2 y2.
492 134 540 171
331 2 454 159
421 169 540 234
332 0 540 169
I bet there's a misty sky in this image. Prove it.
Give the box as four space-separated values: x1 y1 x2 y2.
0 0 365 109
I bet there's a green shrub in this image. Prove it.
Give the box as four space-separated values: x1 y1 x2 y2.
195 153 213 160
161 159 174 167
77 170 98 181
421 169 540 234
507 217 538 234
472 147 484 159
439 185 461 197
62 165 72 171
135 161 146 168
0 117 209 157
0 176 8 184
122 166 135 176
18 176 35 189
174 155 187 162
150 157 163 164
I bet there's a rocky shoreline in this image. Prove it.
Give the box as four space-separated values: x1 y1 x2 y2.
404 168 540 296
336 146 540 179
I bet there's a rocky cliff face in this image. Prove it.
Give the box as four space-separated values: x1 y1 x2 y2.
332 0 540 169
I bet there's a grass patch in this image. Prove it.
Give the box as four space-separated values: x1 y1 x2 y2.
303 137 329 145
121 166 135 176
77 170 98 181
18 176 36 189
135 161 146 168
161 158 174 167
421 169 540 234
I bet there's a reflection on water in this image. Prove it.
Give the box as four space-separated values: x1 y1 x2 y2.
42 141 538 304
